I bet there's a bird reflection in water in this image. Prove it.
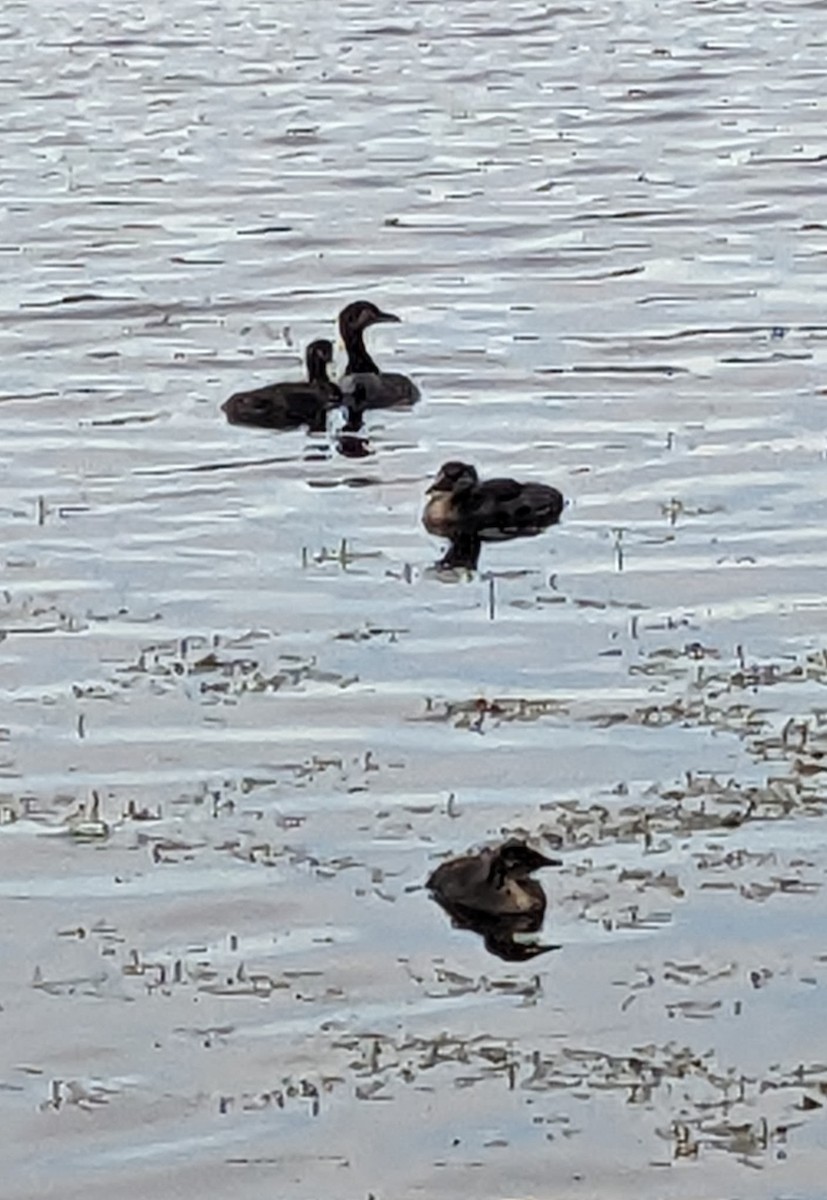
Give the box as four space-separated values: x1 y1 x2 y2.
332 383 373 459
427 839 561 962
432 901 558 962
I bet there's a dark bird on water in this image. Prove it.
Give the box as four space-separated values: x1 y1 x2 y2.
338 300 420 409
222 338 341 433
427 838 561 921
423 460 564 570
427 838 562 961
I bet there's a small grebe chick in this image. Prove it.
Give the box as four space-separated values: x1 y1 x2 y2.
423 460 564 569
338 300 420 409
222 338 341 433
427 838 561 920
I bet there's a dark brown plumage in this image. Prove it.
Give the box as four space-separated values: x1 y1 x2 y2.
427 838 561 920
338 300 420 409
423 461 564 569
222 338 341 432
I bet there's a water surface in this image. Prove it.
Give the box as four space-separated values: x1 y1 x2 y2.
2 1 827 1196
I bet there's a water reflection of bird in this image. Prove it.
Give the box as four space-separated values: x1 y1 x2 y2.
222 338 341 432
442 906 557 962
333 384 373 458
423 461 565 570
427 839 561 962
338 300 420 409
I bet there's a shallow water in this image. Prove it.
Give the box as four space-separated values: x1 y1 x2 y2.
2 0 827 1196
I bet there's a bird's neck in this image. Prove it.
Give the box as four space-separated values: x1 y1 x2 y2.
343 328 380 375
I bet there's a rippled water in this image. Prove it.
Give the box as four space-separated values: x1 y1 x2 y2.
2 1 827 1196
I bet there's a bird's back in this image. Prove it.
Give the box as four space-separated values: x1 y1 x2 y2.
223 380 337 430
472 479 564 540
340 371 420 409
428 852 545 917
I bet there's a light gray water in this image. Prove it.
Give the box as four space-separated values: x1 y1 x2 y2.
2 1 827 1196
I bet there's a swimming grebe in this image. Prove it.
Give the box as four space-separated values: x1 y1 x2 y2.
423 460 564 570
222 338 341 432
427 838 561 920
338 300 420 408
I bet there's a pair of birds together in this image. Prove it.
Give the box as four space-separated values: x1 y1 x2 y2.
223 299 565 570
222 299 421 429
